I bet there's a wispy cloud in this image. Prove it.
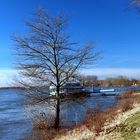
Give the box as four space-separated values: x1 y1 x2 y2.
113 58 140 65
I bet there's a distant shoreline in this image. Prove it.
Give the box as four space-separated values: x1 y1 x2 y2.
0 87 24 90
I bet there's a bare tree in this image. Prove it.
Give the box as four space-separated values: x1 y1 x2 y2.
12 8 99 129
129 0 140 10
132 0 140 5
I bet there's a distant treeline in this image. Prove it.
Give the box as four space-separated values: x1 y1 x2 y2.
0 86 49 90
1 76 139 89
79 75 140 87
0 87 25 90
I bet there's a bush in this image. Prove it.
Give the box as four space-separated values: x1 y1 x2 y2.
116 90 133 100
84 105 118 135
83 94 136 136
33 113 55 129
121 100 133 112
133 95 140 104
24 105 56 130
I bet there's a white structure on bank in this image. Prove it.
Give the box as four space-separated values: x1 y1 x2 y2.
49 85 56 95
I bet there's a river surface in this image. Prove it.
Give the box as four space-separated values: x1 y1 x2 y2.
0 89 120 140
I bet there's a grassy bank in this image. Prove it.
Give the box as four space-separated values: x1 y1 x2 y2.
52 93 140 140
100 104 140 140
26 91 140 140
115 111 140 140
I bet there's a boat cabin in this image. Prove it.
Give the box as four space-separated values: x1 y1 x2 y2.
61 82 84 94
49 82 84 95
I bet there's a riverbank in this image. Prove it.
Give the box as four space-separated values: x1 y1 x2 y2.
1 89 139 139
53 94 140 140
98 104 140 140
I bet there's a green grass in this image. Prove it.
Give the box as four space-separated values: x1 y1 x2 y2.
115 112 140 140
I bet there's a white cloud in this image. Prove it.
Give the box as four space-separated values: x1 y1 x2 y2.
0 69 18 87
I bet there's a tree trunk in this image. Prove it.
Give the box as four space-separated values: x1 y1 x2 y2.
55 87 60 130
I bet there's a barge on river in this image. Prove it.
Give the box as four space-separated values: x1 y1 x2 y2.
49 82 89 98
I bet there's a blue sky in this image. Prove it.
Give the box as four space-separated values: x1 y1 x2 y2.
1 0 140 86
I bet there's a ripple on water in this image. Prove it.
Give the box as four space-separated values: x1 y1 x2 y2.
0 89 118 139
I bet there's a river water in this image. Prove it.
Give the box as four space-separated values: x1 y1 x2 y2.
0 89 119 140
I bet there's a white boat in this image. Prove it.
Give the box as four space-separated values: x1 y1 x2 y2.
100 89 115 92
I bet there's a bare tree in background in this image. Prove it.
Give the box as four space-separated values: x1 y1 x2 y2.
129 0 140 10
13 9 99 129
132 0 140 5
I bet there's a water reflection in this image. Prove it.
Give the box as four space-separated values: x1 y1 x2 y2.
61 95 117 127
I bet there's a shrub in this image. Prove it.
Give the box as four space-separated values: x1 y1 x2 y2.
84 112 105 135
121 100 133 112
133 95 140 104
33 113 55 129
116 90 133 100
84 105 118 135
83 95 136 136
24 105 56 130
